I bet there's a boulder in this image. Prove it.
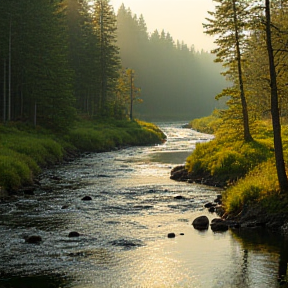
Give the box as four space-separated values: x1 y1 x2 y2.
204 202 214 208
215 205 225 217
192 216 209 230
81 196 92 201
23 187 35 195
174 195 185 200
25 235 42 244
208 206 216 213
214 194 222 204
210 218 228 232
68 231 80 237
170 165 189 181
168 233 176 238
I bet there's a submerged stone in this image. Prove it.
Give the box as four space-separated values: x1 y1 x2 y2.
110 238 144 249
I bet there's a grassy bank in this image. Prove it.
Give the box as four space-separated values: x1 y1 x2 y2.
187 115 288 217
188 110 222 134
0 119 165 193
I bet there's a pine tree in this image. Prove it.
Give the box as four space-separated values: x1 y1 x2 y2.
204 0 253 142
0 0 76 131
92 0 120 116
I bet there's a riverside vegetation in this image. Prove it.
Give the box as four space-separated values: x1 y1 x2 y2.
184 113 288 224
0 119 165 195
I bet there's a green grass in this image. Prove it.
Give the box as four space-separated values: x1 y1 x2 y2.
0 119 165 193
67 119 165 152
185 118 288 215
189 109 223 134
222 159 279 214
186 136 273 184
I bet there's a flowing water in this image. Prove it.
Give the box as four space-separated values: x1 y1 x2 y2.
0 123 287 288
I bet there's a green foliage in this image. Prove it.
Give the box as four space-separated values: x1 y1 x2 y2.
2 134 63 166
0 155 32 191
186 121 273 184
0 147 40 191
0 119 165 192
222 159 279 214
186 114 288 215
0 0 76 132
0 124 64 191
92 0 121 115
189 110 223 134
67 119 165 152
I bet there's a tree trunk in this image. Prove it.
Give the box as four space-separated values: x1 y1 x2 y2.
265 0 288 192
232 0 253 142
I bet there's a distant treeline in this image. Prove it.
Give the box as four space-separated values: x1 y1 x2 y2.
117 4 227 120
0 0 226 132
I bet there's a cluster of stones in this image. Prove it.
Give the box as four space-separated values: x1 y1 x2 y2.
23 195 92 244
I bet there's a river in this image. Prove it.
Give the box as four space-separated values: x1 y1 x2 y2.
0 122 287 288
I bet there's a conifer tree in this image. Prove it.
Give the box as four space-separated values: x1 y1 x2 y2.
204 0 253 142
0 0 75 131
92 0 120 116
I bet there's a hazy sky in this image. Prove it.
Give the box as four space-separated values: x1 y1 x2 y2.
110 0 216 52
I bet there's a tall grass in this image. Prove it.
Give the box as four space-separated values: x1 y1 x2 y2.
185 119 286 215
222 159 279 214
186 136 273 184
0 119 165 193
189 110 222 134
67 119 165 152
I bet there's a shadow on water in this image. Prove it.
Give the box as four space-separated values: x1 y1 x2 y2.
231 227 288 285
0 274 72 288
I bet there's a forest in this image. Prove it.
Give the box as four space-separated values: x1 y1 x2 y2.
0 0 226 132
184 0 288 217
116 4 226 120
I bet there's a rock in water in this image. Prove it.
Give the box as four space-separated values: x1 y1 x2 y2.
168 233 176 238
192 216 209 230
210 218 228 232
174 195 184 200
25 235 42 244
68 231 80 237
81 196 92 201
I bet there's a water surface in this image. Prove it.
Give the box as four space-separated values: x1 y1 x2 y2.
0 123 286 287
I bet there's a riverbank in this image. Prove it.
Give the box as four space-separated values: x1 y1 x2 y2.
1 122 286 288
172 116 288 235
0 119 166 195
